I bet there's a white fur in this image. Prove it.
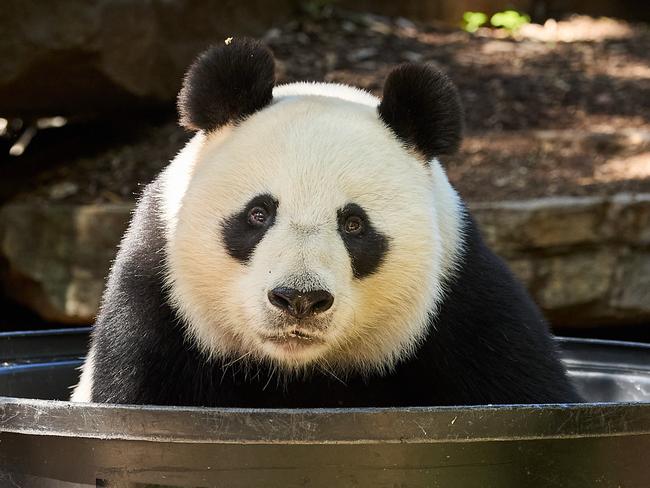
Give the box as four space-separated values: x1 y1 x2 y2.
159 82 465 376
273 82 379 107
70 345 95 402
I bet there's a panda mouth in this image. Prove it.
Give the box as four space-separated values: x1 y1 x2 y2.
265 328 324 345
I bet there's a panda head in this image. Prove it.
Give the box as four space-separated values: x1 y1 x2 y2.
163 38 465 376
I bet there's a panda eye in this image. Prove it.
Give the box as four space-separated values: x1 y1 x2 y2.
344 215 364 235
247 206 268 227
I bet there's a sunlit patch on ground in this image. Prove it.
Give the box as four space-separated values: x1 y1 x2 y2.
586 151 650 183
518 15 637 42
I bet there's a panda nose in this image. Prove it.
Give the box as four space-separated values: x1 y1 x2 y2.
268 287 334 318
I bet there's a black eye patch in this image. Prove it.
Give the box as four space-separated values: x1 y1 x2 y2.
222 194 278 263
337 203 389 279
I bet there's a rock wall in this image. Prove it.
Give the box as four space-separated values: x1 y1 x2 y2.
1 194 649 326
0 204 131 323
473 194 650 326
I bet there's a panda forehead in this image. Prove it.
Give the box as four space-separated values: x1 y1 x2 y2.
271 81 380 107
247 94 383 144
212 94 428 183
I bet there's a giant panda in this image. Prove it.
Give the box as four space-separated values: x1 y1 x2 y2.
71 38 580 407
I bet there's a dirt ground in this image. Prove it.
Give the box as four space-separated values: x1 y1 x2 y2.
3 10 650 203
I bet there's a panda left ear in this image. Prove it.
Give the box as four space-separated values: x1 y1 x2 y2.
378 63 463 160
177 38 276 132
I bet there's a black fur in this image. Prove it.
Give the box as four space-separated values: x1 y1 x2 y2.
89 182 580 406
337 203 389 279
177 38 275 132
378 63 463 159
222 194 278 263
90 182 182 404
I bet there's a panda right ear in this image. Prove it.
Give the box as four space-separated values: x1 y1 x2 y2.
177 38 276 132
378 63 463 160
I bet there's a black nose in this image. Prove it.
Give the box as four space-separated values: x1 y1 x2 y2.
268 287 334 318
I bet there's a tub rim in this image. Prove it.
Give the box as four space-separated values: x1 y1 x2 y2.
0 332 649 445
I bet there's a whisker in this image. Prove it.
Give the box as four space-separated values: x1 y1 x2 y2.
319 357 347 386
222 351 253 369
262 365 277 391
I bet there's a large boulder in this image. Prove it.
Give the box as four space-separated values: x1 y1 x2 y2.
0 0 297 117
472 196 608 253
473 193 650 326
0 203 132 323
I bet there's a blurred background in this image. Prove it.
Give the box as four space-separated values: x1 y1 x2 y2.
1 0 649 342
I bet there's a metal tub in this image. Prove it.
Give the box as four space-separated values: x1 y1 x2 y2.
0 328 649 487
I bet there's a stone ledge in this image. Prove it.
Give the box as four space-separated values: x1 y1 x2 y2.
473 193 650 326
472 193 650 252
0 203 133 323
1 194 649 326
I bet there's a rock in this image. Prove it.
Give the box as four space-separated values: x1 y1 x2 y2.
469 193 650 326
507 258 535 288
49 182 79 200
0 0 296 117
608 193 650 246
347 47 379 62
263 27 283 42
536 251 616 309
394 17 417 30
0 203 132 323
402 51 424 63
341 21 358 33
610 252 650 314
472 196 607 253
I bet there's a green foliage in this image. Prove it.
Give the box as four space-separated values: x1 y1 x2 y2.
462 9 530 34
490 10 531 32
462 11 488 33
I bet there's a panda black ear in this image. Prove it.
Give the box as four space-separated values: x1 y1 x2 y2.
177 38 276 132
378 63 463 160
